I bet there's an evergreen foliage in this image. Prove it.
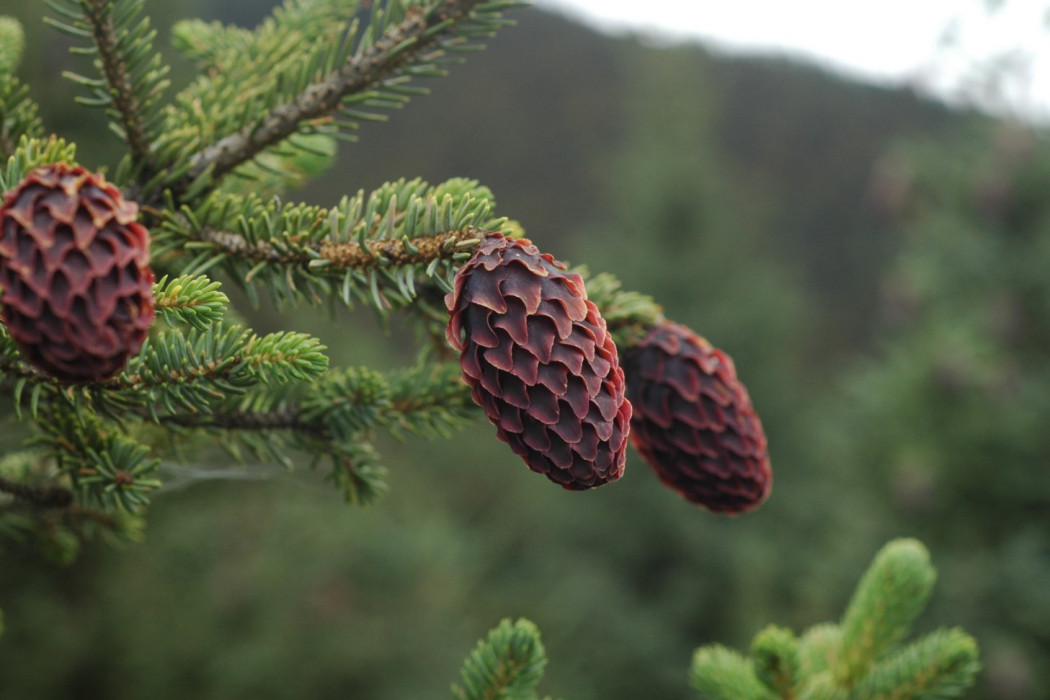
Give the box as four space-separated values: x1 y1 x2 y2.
0 0 557 556
452 618 553 700
688 539 980 700
0 1 991 697
451 540 978 699
823 119 1050 695
0 16 43 161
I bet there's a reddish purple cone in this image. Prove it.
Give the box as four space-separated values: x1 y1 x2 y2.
0 164 154 382
446 233 631 490
622 321 771 514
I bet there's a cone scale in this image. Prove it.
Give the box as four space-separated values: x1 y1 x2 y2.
0 164 155 382
446 233 631 490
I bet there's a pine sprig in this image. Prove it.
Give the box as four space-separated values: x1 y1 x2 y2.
77 440 161 512
153 384 390 504
298 366 390 441
576 269 664 347
0 324 66 421
155 177 505 312
837 539 937 684
0 16 26 75
384 361 477 439
33 409 161 513
152 274 229 330
751 626 802 697
317 439 388 505
0 78 43 164
43 0 170 180
690 646 774 700
690 539 979 700
0 325 40 381
852 629 980 700
88 325 328 419
170 18 254 70
0 136 77 192
299 361 477 441
146 359 474 503
158 0 523 201
452 618 550 700
1 418 150 559
243 330 330 383
161 360 475 447
0 17 45 161
797 623 843 678
165 0 354 196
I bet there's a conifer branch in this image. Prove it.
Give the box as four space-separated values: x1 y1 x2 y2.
690 540 979 700
78 0 152 169
161 404 331 441
751 626 802 697
852 629 980 700
0 329 65 421
142 362 473 504
0 17 44 161
577 270 665 347
34 409 162 513
173 0 505 195
837 539 936 685
86 326 328 420
152 274 230 330
452 618 550 700
44 0 169 179
170 19 252 70
798 624 842 678
160 362 476 444
155 177 505 311
0 83 42 163
323 442 387 505
0 16 26 76
689 646 774 700
0 339 44 381
197 223 481 269
0 20 44 161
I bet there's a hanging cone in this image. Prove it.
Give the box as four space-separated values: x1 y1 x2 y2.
623 321 771 513
446 233 631 490
0 163 154 382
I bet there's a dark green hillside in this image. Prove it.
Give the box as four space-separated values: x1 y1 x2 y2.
302 8 966 356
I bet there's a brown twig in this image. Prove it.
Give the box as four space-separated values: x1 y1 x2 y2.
197 224 483 270
0 476 73 509
161 405 332 442
81 0 155 175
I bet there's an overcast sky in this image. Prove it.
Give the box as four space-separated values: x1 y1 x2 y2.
533 0 1050 120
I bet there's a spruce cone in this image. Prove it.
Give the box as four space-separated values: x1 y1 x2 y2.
623 321 771 514
446 233 631 490
0 163 154 382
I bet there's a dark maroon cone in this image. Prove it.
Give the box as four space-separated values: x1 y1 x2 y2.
622 321 771 514
446 233 631 490
0 163 155 382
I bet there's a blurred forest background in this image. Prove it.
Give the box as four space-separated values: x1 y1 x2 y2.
1 2 1048 698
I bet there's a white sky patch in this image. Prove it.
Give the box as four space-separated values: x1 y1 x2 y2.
532 0 1050 121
